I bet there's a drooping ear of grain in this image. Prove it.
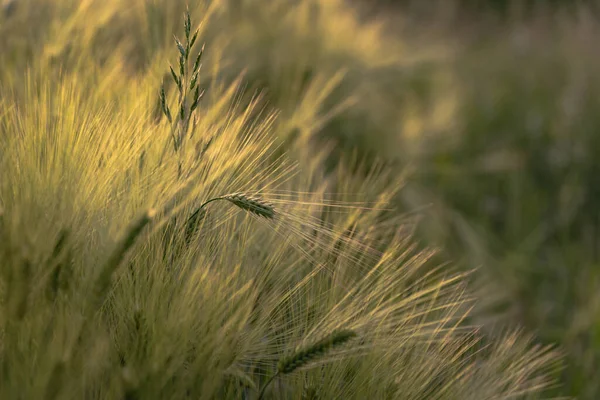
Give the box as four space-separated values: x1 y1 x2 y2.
258 329 358 400
44 361 66 400
45 229 71 302
223 193 275 219
14 258 32 321
92 209 155 310
182 192 275 245
277 329 357 374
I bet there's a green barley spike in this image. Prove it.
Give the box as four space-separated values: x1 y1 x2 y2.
44 361 66 400
46 229 71 301
15 258 32 320
278 329 357 374
93 210 155 310
48 229 70 264
257 329 356 400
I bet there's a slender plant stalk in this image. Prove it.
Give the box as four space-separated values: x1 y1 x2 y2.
257 373 279 400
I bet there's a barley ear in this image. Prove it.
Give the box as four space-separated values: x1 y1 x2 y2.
14 258 32 321
257 329 357 400
92 210 155 309
278 329 357 374
46 229 71 302
195 193 275 219
47 229 70 266
222 193 275 219
182 193 274 247
44 360 66 400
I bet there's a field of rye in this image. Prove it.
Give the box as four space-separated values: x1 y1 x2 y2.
1 0 599 399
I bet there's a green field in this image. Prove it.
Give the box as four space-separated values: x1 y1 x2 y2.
1 0 598 398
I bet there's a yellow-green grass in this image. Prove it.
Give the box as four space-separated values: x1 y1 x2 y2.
0 0 568 398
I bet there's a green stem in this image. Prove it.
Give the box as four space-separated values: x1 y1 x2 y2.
196 196 225 213
257 371 279 400
184 196 225 229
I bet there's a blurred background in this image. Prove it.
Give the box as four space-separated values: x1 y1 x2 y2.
2 0 600 397
333 2 600 397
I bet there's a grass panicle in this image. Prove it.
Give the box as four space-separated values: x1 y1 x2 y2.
160 9 206 154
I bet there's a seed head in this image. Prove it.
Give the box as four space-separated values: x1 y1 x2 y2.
277 329 357 374
222 193 275 219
